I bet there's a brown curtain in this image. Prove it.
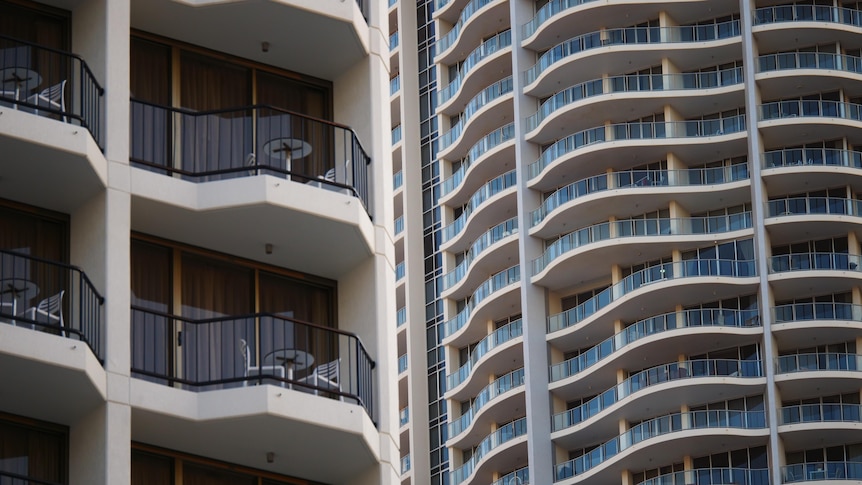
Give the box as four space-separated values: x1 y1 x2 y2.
130 240 172 382
181 253 253 386
131 450 172 485
179 52 251 176
0 419 65 483
129 37 171 169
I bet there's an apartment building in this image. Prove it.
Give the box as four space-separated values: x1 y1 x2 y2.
390 0 862 484
0 0 398 484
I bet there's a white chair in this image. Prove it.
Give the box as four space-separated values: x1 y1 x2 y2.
304 359 341 398
20 290 65 335
25 80 66 121
239 338 284 386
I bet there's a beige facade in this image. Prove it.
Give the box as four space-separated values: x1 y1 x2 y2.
391 0 862 484
0 0 396 484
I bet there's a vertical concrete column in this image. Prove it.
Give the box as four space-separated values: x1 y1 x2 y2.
509 0 554 483
738 0 781 482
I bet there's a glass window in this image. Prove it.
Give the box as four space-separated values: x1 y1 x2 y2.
0 415 67 484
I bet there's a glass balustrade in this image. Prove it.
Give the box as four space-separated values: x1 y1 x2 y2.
398 353 408 373
391 124 402 145
548 258 757 333
776 353 861 373
528 116 746 180
395 262 405 280
394 216 404 235
767 196 862 218
443 265 520 338
399 406 410 426
393 170 403 190
781 403 862 424
638 467 769 485
437 0 497 54
449 368 525 438
452 417 527 484
555 409 766 480
531 165 749 226
550 308 760 381
439 30 512 105
396 306 407 327
389 31 399 50
447 319 523 390
390 75 401 95
442 218 518 291
552 359 763 431
525 22 741 86
534 213 753 275
527 68 743 132
441 169 517 244
763 148 862 168
760 100 862 122
523 0 602 39
491 467 530 485
440 77 513 151
768 251 862 273
441 123 515 197
401 454 411 474
781 461 862 482
758 51 862 74
773 302 861 324
754 4 862 27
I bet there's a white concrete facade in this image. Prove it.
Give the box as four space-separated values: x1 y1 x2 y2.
390 0 862 483
0 0 396 484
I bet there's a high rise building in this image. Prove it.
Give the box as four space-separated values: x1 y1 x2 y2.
390 0 862 484
0 0 398 484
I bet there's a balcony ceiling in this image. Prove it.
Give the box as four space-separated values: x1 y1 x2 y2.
130 0 367 80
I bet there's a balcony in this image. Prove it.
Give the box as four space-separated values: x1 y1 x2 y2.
448 368 525 445
452 417 527 485
0 248 106 424
442 218 518 296
638 468 770 485
554 410 767 483
753 5 862 53
438 30 512 109
129 307 375 417
130 100 370 210
447 319 523 395
781 461 862 482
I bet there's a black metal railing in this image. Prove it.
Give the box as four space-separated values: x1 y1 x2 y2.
0 248 104 360
0 34 104 149
129 100 372 213
130 307 376 421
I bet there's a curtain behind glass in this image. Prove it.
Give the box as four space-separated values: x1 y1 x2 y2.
130 37 171 171
0 419 65 483
180 51 251 177
181 253 253 387
130 241 172 383
131 450 172 485
183 461 256 485
257 72 329 180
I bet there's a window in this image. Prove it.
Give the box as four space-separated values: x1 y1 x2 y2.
0 413 67 484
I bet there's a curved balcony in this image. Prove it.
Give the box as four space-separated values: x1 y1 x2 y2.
762 148 862 196
767 251 862 298
447 319 522 393
438 30 512 110
638 467 770 485
443 265 520 344
452 417 527 485
439 77 514 156
552 359 762 432
781 461 862 483
533 213 753 290
753 5 862 53
779 403 862 450
774 353 862 400
436 0 510 66
526 68 744 142
547 258 758 338
527 116 747 189
523 22 741 97
440 123 515 205
550 308 761 384
530 165 750 237
756 52 862 100
492 467 529 485
440 169 517 250
772 302 862 349
765 196 862 246
554 410 766 483
442 218 518 296
448 368 525 447
758 100 862 146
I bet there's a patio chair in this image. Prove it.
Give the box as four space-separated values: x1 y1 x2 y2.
239 338 284 386
19 290 65 335
303 359 341 398
25 80 66 121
